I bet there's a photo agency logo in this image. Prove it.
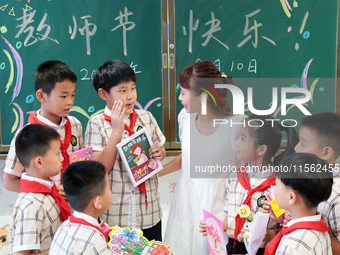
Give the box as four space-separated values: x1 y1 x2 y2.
200 84 311 127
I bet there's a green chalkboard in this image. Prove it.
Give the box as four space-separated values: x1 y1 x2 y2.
174 0 338 134
0 0 163 147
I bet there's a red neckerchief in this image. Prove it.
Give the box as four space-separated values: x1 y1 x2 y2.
20 178 71 222
28 111 71 184
103 109 148 210
233 163 276 247
69 215 108 242
264 216 331 255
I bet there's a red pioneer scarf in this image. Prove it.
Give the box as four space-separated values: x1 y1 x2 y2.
28 111 71 183
103 109 148 209
20 178 71 222
233 163 276 247
69 215 108 241
264 216 330 254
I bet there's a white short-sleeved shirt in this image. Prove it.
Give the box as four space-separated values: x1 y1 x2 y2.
276 215 332 255
85 107 166 229
50 211 112 255
4 110 83 185
9 174 62 254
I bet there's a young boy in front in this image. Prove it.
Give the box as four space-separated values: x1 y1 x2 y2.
10 124 71 255
294 112 340 253
265 153 333 255
4 60 83 194
85 60 166 241
50 161 113 255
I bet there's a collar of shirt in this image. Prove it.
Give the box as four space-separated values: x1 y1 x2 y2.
104 105 131 120
37 109 67 128
21 173 54 189
285 214 321 227
73 211 100 227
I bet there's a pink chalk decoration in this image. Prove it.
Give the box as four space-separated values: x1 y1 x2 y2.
287 26 292 32
69 147 93 163
203 209 227 255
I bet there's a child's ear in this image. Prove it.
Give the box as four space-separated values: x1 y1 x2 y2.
36 89 46 103
256 144 268 157
93 195 102 210
33 156 43 169
98 88 108 101
288 191 298 205
321 146 334 163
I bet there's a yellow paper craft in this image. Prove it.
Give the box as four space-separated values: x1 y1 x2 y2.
270 198 285 218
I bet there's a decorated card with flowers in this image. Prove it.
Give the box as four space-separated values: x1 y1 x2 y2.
202 209 227 255
116 127 163 187
69 147 93 163
107 225 174 255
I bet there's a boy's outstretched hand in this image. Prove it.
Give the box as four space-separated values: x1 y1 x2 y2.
110 100 125 135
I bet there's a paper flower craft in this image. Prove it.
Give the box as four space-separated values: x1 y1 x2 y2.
238 204 251 218
107 225 174 255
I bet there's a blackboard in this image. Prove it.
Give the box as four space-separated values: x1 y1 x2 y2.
0 0 163 147
173 0 338 138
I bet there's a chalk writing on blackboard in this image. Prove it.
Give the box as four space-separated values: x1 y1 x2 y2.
237 9 276 48
182 10 229 53
196 58 257 75
111 7 135 56
69 15 97 55
15 9 58 46
11 6 140 57
182 9 278 54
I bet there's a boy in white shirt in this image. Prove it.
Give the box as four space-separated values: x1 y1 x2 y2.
50 160 113 255
10 124 71 255
264 153 333 255
4 60 83 194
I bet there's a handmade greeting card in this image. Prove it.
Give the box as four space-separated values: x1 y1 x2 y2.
107 225 174 255
202 209 227 255
69 147 93 163
116 128 163 187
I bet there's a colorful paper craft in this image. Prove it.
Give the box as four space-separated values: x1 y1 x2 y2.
203 209 227 255
69 147 93 163
108 225 174 255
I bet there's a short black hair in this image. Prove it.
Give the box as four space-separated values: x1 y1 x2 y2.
62 161 107 212
301 112 340 158
15 124 60 168
34 60 77 95
277 153 333 208
93 60 136 92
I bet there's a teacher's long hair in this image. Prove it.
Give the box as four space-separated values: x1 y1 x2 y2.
178 61 234 117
